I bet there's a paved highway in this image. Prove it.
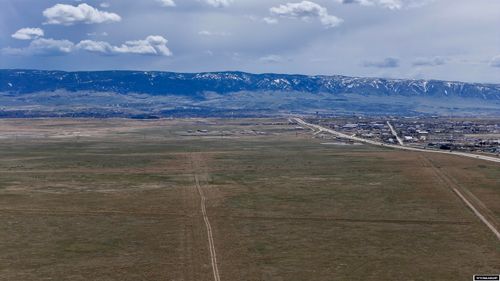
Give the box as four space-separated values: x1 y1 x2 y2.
293 118 500 164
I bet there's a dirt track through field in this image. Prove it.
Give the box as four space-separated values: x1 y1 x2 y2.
420 156 500 241
297 117 500 241
191 154 221 281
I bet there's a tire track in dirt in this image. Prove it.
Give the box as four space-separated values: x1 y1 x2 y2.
191 154 221 281
0 208 189 217
0 209 470 226
179 175 205 281
420 155 500 241
217 215 472 225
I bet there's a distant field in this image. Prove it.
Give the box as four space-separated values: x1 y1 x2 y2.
0 118 498 281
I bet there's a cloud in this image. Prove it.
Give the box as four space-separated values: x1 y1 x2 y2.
205 0 233 8
2 38 74 56
4 35 172 57
412 56 446 66
336 0 401 9
198 30 213 36
87 31 109 37
157 0 176 7
76 40 114 54
262 17 279 24
100 2 110 8
77 36 172 56
259 55 284 63
270 1 343 28
335 0 432 10
114 36 173 56
11 27 44 40
198 30 231 36
363 57 400 68
43 3 121 25
490 56 500 68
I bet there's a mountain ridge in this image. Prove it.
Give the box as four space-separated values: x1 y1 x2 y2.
2 68 499 85
2 69 500 99
1 69 499 117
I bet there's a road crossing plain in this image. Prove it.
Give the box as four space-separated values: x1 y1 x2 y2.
0 118 498 281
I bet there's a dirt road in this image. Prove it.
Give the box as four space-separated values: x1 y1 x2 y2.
295 117 500 240
191 154 222 281
386 121 404 146
420 156 500 241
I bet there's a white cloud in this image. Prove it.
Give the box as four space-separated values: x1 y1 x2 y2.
157 0 176 7
363 57 400 68
335 0 432 10
114 36 172 56
244 15 258 21
76 40 114 54
412 56 447 66
205 0 233 8
11 27 44 40
2 38 74 56
198 30 212 36
24 38 74 55
99 2 110 8
4 35 172 57
198 30 231 36
87 31 109 37
270 1 343 28
490 56 500 68
77 36 172 56
262 17 279 24
43 3 121 25
259 55 284 63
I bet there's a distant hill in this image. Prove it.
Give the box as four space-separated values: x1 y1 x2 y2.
1 69 499 117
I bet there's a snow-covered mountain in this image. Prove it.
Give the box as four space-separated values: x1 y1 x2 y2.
2 69 500 99
0 69 499 117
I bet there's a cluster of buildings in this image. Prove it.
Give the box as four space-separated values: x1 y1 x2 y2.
315 117 500 155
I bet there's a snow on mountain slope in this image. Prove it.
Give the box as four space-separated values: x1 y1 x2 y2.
0 70 499 117
1 69 499 100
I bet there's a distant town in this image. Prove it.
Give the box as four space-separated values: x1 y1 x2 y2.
304 117 500 156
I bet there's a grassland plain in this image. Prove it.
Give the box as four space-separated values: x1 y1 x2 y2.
0 118 498 281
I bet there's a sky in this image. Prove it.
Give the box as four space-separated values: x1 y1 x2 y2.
0 0 499 83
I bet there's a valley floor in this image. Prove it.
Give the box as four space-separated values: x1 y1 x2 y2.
0 118 498 280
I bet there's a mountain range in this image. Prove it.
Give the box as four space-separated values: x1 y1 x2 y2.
1 69 499 117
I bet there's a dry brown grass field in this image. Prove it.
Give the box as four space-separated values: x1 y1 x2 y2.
0 118 498 281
